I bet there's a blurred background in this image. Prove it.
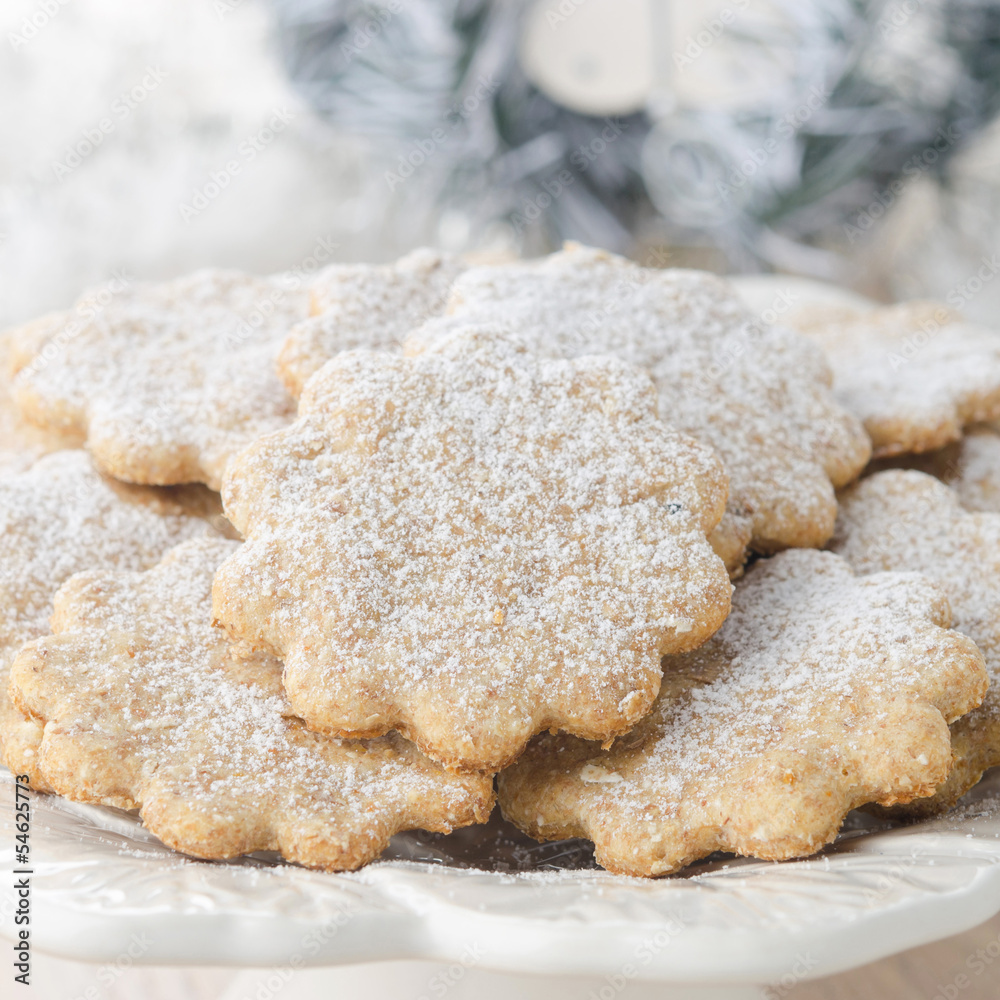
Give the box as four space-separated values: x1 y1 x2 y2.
2 0 1000 329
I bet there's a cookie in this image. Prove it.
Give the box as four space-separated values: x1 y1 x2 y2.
790 301 1000 457
832 469 1000 812
706 510 754 580
9 270 312 490
0 388 58 477
10 537 494 869
414 243 870 564
869 423 1000 515
213 327 733 772
728 273 875 330
0 451 213 786
277 248 467 397
498 549 987 876
0 325 67 475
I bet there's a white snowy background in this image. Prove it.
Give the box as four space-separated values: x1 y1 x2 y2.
0 0 406 329
2 0 999 332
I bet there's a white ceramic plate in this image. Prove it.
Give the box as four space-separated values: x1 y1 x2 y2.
1 769 998 987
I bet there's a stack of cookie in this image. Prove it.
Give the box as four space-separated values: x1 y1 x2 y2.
2 245 998 876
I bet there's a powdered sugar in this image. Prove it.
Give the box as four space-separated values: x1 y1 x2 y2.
0 450 213 782
945 424 1000 511
0 326 64 475
642 552 971 801
411 243 869 558
792 302 1000 457
8 269 313 489
277 248 467 396
215 327 733 771
832 469 1000 803
499 548 986 875
868 422 1000 513
0 451 212 670
10 536 493 869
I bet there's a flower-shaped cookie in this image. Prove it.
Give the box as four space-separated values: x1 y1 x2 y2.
277 248 467 397
214 328 733 772
498 549 987 876
832 470 1000 812
870 422 1000 515
0 451 212 785
11 537 493 869
9 270 312 489
792 301 1000 457
412 243 870 567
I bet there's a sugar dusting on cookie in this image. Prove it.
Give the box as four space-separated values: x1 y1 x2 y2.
9 536 494 870
0 450 213 784
832 469 1000 812
498 548 987 876
8 270 311 489
278 248 467 397
870 425 1000 518
411 243 870 561
791 302 1000 457
644 556 975 803
0 326 67 475
214 327 733 772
